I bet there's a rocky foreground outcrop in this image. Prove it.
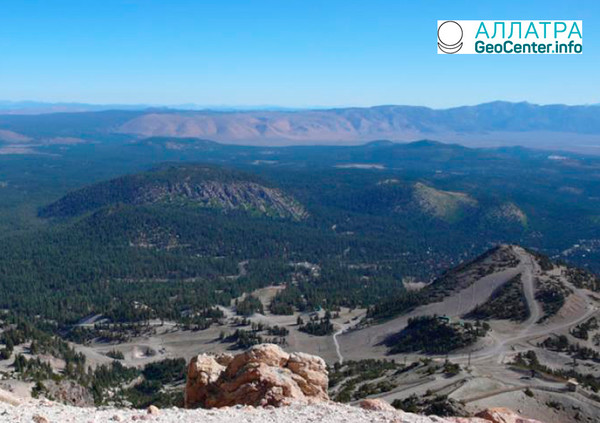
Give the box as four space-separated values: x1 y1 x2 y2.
182 344 544 423
0 345 545 422
185 344 328 408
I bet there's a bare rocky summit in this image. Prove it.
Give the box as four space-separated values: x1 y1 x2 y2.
135 179 308 220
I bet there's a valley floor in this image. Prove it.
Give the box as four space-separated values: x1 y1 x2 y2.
0 246 598 422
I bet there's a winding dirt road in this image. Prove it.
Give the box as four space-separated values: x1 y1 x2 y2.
333 327 345 364
452 247 597 365
338 245 597 365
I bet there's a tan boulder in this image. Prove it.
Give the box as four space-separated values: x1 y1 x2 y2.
210 362 305 407
184 344 329 408
475 408 544 423
285 352 328 398
225 343 290 377
184 353 227 407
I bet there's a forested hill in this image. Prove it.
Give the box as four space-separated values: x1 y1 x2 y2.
39 164 308 221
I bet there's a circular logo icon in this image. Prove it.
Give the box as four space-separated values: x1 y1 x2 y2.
438 21 463 54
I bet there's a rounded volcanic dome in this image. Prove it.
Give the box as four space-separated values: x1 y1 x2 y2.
438 21 463 46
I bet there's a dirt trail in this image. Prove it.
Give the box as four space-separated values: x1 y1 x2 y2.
333 319 363 364
518 248 543 329
333 327 344 364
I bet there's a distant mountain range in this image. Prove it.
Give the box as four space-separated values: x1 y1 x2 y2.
0 101 303 114
1 101 600 153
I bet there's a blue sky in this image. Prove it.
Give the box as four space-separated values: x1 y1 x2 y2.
0 0 598 108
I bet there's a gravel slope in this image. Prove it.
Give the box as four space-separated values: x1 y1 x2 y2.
0 400 469 423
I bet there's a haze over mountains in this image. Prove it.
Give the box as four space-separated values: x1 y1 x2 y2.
1 101 600 153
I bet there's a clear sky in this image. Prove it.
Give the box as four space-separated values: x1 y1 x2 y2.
0 0 598 108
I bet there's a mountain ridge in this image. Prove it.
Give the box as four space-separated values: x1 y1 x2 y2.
116 102 600 147
1 101 600 153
